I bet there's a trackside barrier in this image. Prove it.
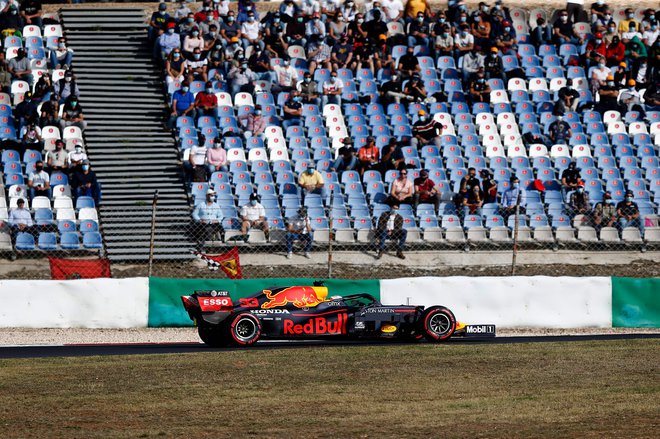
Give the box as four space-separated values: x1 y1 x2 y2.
0 277 657 328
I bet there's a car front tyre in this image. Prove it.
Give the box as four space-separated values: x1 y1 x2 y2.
421 306 456 342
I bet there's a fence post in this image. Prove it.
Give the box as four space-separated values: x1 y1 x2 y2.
327 188 333 279
510 189 521 276
148 190 159 277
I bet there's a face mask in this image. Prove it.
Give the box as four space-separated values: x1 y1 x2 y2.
595 39 602 45
255 110 262 116
204 6 211 11
482 5 489 11
607 81 614 86
250 200 257 206
188 18 194 23
627 13 634 19
75 147 82 153
478 78 485 83
82 165 89 171
626 196 633 202
294 96 301 102
605 198 614 204
307 168 314 174
512 182 519 189
206 87 214 93
475 17 481 23
419 116 426 122
557 116 563 121
599 62 605 68
209 31 216 37
182 86 189 92
168 28 175 34
304 77 311 83
652 25 658 30
441 32 448 38
461 31 468 36
283 61 290 66
391 75 398 81
597 0 604 4
10 9 16 15
228 16 234 22
297 17 303 23
58 42 66 49
577 188 584 193
629 27 636 32
439 18 445 23
608 27 615 32
417 16 424 22
194 53 201 60
650 15 656 20
248 16 255 22
215 44 221 50
605 14 611 20
331 76 337 82
347 2 353 7
71 101 78 107
504 26 511 32
274 17 280 23
355 18 363 24
192 31 199 37
561 16 568 22
65 77 72 82
460 17 467 22
213 143 221 148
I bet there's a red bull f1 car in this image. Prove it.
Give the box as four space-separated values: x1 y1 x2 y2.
181 285 496 347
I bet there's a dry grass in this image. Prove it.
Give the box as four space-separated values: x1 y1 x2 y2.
0 339 658 438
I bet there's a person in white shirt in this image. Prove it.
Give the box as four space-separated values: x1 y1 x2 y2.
301 0 321 17
306 12 326 38
68 144 88 172
380 0 404 22
188 140 208 182
272 59 299 93
590 56 611 96
28 160 51 200
240 12 263 51
642 27 659 46
240 193 269 239
321 71 343 107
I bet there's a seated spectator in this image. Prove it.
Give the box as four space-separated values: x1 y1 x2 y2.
60 95 87 132
454 24 475 60
330 33 355 72
531 17 553 47
387 169 413 205
632 57 649 89
272 57 298 94
223 36 244 68
327 12 348 40
460 46 485 84
158 22 181 60
188 134 208 182
165 49 186 85
463 184 484 217
20 120 42 153
643 80 660 110
185 47 209 82
403 75 427 102
471 13 491 49
375 200 406 260
0 63 11 94
298 164 324 199
32 75 53 103
595 74 622 114
286 12 307 47
27 160 50 201
357 136 379 176
307 34 333 75
238 104 266 138
397 45 420 79
148 2 170 42
591 191 618 232
568 182 591 216
411 110 442 149
285 206 312 259
618 79 644 113
241 11 263 51
321 70 343 108
46 139 69 175
413 169 440 213
191 189 224 249
203 24 222 52
71 161 101 205
14 92 38 130
240 193 269 239
484 47 505 81
407 11 430 48
20 0 43 28
68 144 88 173
434 25 454 58
500 176 526 220
586 33 607 64
553 9 582 46
379 73 407 106
220 10 242 47
282 90 303 130
332 143 358 173
556 78 580 112
49 38 74 70
7 49 33 87
495 20 516 54
168 81 196 128
618 8 640 33
39 93 61 128
378 137 405 173
0 5 23 35
297 71 321 106
248 45 276 82
306 12 326 40
548 109 571 145
194 81 218 116
561 161 582 198
622 22 643 44
264 14 288 58
605 36 625 66
206 139 228 174
590 1 609 29
480 169 498 204
8 199 37 245
469 69 491 104
55 71 80 104
616 190 641 233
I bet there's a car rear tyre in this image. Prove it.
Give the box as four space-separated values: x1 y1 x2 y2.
227 313 261 347
198 325 226 347
421 306 456 342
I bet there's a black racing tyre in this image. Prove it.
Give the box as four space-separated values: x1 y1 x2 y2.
420 306 456 342
226 313 261 347
197 324 227 347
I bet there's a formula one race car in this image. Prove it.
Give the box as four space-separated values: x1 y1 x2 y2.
181 285 496 347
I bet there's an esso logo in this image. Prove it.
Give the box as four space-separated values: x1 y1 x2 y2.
202 298 230 306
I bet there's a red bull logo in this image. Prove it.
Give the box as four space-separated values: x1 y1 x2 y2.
261 286 328 309
283 313 347 335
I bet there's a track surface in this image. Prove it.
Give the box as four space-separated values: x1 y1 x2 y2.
1 333 658 359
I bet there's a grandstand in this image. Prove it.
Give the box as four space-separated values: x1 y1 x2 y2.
2 1 659 264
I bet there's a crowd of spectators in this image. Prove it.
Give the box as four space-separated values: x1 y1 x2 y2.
151 0 660 254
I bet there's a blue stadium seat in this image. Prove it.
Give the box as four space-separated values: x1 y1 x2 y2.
83 232 103 249
38 232 58 250
60 232 81 250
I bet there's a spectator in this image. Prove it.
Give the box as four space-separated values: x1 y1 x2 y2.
31 75 51 104
71 161 101 205
556 78 580 112
387 169 413 205
238 104 266 138
616 190 641 233
0 63 10 94
605 36 625 66
531 17 553 47
565 0 584 24
382 0 404 23
8 199 36 245
407 11 430 47
50 38 74 71
264 14 288 58
454 24 475 59
20 120 42 153
411 110 442 149
643 80 660 110
595 74 621 114
307 34 332 75
357 136 379 176
618 8 640 33
331 33 354 72
220 10 242 47
297 71 321 106
340 1 359 22
413 169 440 213
618 79 644 113
590 1 609 28
194 81 218 116
500 176 526 220
463 183 484 217
434 25 454 58
469 69 491 103
461 46 485 84
471 13 491 49
168 81 195 128
158 22 181 60
561 161 582 197
594 8 615 34
7 48 33 87
228 58 257 98
286 12 307 47
188 134 208 182
379 73 407 106
165 49 186 85
241 11 263 51
149 2 169 42
39 93 61 128
68 144 88 173
191 189 224 249
175 0 191 21
206 139 228 174
591 190 617 232
272 57 298 93
495 20 517 54
185 47 209 82
13 91 38 132
27 160 50 201
568 181 591 216
56 70 80 104
548 110 572 144
403 75 427 102
621 22 643 43
332 143 358 173
484 47 505 81
60 95 87 132
20 0 43 28
585 32 607 63
632 57 649 89
46 139 68 175
553 10 582 45
282 90 303 130
306 12 326 39
328 12 348 39
203 24 221 52
378 137 405 173
298 164 324 200
0 5 23 35
321 70 343 107
240 193 269 239
247 46 275 82
375 200 406 260
479 169 498 204
301 0 321 18
285 206 313 259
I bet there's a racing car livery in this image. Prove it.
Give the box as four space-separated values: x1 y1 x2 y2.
181 284 496 347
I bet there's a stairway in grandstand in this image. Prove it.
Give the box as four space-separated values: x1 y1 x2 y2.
60 8 194 261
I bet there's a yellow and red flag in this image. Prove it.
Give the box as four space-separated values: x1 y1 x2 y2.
192 247 243 279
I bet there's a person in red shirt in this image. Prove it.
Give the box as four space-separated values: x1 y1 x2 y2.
413 169 440 213
585 32 607 63
357 136 380 176
605 36 625 66
194 80 218 116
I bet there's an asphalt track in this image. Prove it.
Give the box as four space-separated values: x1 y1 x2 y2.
0 333 658 359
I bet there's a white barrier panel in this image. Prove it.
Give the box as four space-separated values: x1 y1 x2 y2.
381 276 612 328
0 277 149 328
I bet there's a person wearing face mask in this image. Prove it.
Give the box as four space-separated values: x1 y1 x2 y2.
279 0 302 23
330 34 354 72
381 0 404 23
50 37 74 70
590 1 608 27
379 72 406 105
340 0 358 22
241 105 266 139
590 55 611 96
469 70 491 104
568 181 591 217
618 79 644 114
20 120 42 154
454 24 475 59
621 22 643 43
556 78 580 112
484 47 504 82
28 160 52 201
548 109 572 146
595 74 622 114
471 12 491 49
60 95 87 133
625 40 647 71
585 32 607 63
220 12 241 47
174 0 192 21
241 12 264 51
306 12 326 41
46 139 69 175
642 21 659 47
13 92 39 131
300 0 321 18
397 46 420 80
590 191 617 232
616 190 641 234
387 169 413 206
500 176 526 221
236 0 258 24
56 71 81 104
72 161 100 205
158 22 181 60
192 189 224 249
328 11 348 39
229 58 257 97
194 81 218 116
375 200 407 260
183 27 205 59
68 144 88 173
495 20 516 54
297 164 325 201
282 90 304 130
618 8 640 34
149 2 170 42
165 49 186 85
185 48 209 83
331 141 358 173
631 57 649 89
406 12 430 48
306 34 333 76
413 169 440 214
7 48 33 87
530 17 553 47
297 72 320 106
285 206 312 259
357 136 380 176
434 24 454 58
240 193 269 240
168 81 196 128
560 161 582 199
202 24 220 51
272 57 299 94
321 72 343 107
642 80 660 110
553 10 582 45
404 0 429 23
